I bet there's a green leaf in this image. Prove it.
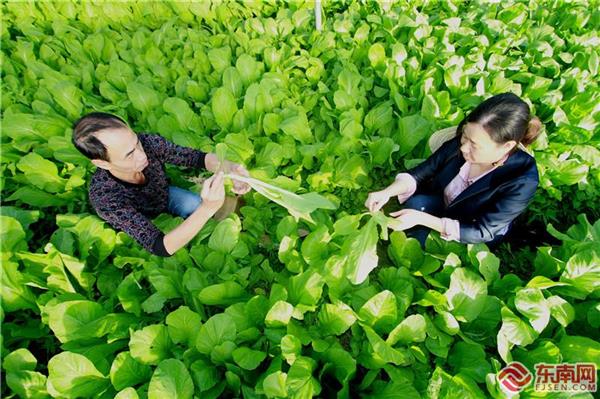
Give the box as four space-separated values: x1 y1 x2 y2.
513 340 561 371
52 80 83 119
546 296 575 327
447 342 491 383
559 249 600 295
56 214 116 262
17 152 67 193
558 335 600 367
498 306 538 346
363 325 413 366
364 101 394 134
223 132 254 164
225 174 337 223
47 352 109 398
127 82 160 113
263 371 287 398
211 340 236 364
147 268 181 300
208 218 241 253
232 347 267 370
6 186 70 207
265 300 294 328
386 314 426 346
0 206 40 232
363 381 420 399
222 67 244 98
166 306 202 345
344 218 380 285
300 225 330 265
163 97 198 130
280 112 313 144
514 288 550 333
129 324 172 365
358 290 398 333
396 114 432 156
0 259 37 312
426 366 486 399
433 311 460 336
525 275 569 289
368 42 386 67
422 94 440 119
6 370 48 399
212 87 237 130
288 269 325 308
369 137 399 166
115 387 139 399
110 351 152 391
117 273 145 317
387 231 426 269
286 357 321 398
45 300 107 343
318 301 357 336
148 359 194 399
107 59 134 91
444 65 469 96
190 359 220 392
197 281 247 306
0 216 26 253
236 53 263 86
281 334 302 365
468 244 500 285
263 113 283 135
2 348 37 373
550 159 589 185
1 112 68 141
196 313 237 354
445 268 487 322
207 46 231 72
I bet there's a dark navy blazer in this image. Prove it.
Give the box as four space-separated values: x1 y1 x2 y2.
406 136 539 243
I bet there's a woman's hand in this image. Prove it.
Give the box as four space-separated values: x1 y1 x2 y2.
227 163 251 195
366 177 415 212
365 189 392 212
388 209 426 231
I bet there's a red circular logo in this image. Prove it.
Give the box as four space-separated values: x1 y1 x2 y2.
498 361 533 393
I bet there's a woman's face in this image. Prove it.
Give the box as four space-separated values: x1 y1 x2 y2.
460 122 516 165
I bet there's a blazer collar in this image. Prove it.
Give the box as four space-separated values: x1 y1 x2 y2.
445 150 531 209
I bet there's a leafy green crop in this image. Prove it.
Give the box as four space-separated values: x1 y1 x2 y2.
1 1 599 399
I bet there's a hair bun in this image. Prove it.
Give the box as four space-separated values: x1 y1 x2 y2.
522 117 542 146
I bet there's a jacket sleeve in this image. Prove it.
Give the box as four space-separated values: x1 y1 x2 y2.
93 200 172 257
406 137 458 186
141 134 206 169
459 177 538 243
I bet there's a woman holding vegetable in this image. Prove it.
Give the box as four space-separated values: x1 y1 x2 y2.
365 93 542 247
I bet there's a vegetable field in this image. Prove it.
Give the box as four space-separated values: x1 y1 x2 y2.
1 1 599 398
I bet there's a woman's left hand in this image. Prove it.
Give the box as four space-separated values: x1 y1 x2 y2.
388 209 426 231
228 163 251 195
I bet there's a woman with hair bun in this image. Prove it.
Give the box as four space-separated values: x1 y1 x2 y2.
365 92 543 247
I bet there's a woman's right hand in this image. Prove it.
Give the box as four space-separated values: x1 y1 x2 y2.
365 189 392 212
201 172 225 213
365 178 414 212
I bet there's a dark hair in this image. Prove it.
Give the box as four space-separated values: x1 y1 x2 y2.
72 112 129 161
457 93 542 147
